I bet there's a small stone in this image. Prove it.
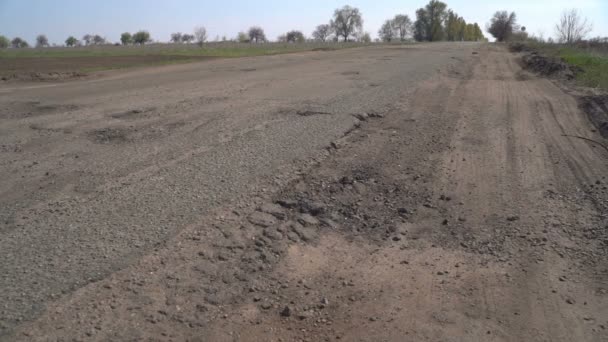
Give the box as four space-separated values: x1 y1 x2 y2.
280 306 292 317
566 298 575 305
437 271 445 276
261 302 272 310
277 199 297 208
507 216 520 222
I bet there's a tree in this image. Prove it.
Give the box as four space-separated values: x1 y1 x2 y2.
248 26 266 43
378 20 396 42
360 32 372 43
181 34 194 43
65 36 78 47
393 15 412 41
331 5 363 42
237 31 250 43
11 37 28 48
286 30 305 43
171 32 183 43
120 32 132 45
413 0 448 41
488 11 518 42
92 35 106 45
132 31 151 45
82 34 92 45
413 9 428 41
555 9 592 44
36 34 49 48
0 35 9 49
194 26 207 45
312 24 332 42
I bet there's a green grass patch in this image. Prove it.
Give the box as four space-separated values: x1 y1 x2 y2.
558 48 608 89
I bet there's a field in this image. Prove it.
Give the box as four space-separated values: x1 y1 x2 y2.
1 43 608 341
0 42 369 80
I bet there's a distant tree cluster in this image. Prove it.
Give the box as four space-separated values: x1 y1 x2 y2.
413 0 484 42
379 14 412 42
118 31 152 45
169 32 195 44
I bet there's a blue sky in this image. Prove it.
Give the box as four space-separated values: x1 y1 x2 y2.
0 0 606 44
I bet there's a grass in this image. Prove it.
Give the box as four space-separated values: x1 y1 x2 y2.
558 48 608 89
0 42 368 59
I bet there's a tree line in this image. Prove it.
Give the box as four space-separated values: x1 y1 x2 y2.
487 8 594 44
0 4 597 49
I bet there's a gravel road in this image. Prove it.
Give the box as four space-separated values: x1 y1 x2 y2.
1 43 607 341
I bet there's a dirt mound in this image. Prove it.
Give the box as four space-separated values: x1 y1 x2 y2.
521 52 580 80
579 95 608 138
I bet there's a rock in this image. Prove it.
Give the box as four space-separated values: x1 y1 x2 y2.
277 199 297 208
287 232 300 242
566 298 575 305
259 203 286 220
353 113 369 121
392 236 402 242
321 297 330 305
507 216 520 222
298 214 320 226
263 228 284 241
302 201 326 216
442 219 449 225
280 306 292 317
248 211 277 227
292 223 317 242
261 302 272 310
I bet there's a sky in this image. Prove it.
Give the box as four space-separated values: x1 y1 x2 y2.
0 0 606 45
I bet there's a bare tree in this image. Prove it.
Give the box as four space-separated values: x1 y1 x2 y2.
378 20 396 42
393 15 412 41
331 5 363 42
194 26 207 45
36 34 49 48
82 34 92 46
555 9 592 44
488 11 518 42
170 32 183 43
312 24 332 42
248 26 266 43
92 35 106 45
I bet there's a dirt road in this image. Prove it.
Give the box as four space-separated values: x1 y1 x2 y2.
1 43 607 341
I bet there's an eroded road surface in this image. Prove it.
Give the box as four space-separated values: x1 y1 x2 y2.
1 43 607 341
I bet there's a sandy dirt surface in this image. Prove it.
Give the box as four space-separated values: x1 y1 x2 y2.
1 43 607 341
